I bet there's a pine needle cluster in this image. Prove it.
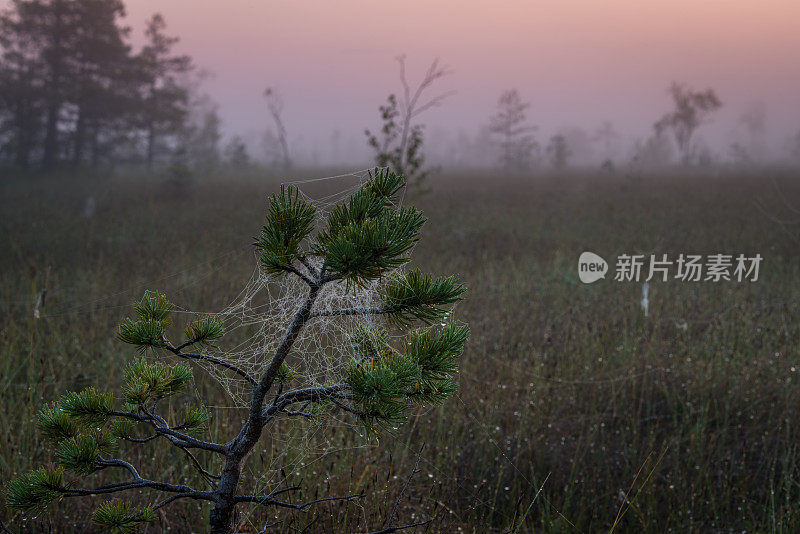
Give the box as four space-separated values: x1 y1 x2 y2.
4 297 219 530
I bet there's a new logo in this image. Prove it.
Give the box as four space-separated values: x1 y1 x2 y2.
578 252 608 284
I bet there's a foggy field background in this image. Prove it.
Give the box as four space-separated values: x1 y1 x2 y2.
3 0 800 530
3 168 800 532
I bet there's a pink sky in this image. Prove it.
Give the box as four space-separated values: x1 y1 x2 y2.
9 0 800 161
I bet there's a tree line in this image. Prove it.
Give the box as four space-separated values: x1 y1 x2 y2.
0 0 192 170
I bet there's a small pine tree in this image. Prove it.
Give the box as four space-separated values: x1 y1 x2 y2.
489 89 538 171
4 169 468 533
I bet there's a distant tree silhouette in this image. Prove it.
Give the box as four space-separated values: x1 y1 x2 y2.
0 1 196 170
68 0 133 167
489 89 538 171
546 134 572 170
365 56 454 196
0 0 133 169
182 96 221 171
263 87 291 170
654 82 722 166
224 135 250 169
138 13 192 169
0 0 47 168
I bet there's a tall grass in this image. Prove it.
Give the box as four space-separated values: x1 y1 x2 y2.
2 168 800 532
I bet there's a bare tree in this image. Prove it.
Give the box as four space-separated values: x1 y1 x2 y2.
489 89 538 171
264 87 291 170
654 82 722 165
366 56 454 195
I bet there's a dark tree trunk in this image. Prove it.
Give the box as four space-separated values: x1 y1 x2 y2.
207 284 321 532
42 0 66 171
90 125 100 168
146 124 156 169
42 101 60 170
14 103 33 169
72 105 86 166
209 455 242 533
15 142 31 169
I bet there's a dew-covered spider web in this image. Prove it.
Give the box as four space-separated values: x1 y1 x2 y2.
168 169 431 516
150 170 460 525
177 168 398 408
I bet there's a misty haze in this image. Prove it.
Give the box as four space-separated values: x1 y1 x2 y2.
2 1 800 533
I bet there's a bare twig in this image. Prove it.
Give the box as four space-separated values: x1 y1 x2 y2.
177 445 220 484
0 517 16 534
388 444 424 529
166 344 257 386
395 56 454 173
365 444 434 534
235 492 363 510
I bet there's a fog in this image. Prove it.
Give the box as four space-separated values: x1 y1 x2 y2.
2 0 799 168
116 0 800 166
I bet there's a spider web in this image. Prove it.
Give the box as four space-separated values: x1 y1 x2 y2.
158 169 455 526
178 168 392 408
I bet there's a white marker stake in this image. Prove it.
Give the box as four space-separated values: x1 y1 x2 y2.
641 282 649 317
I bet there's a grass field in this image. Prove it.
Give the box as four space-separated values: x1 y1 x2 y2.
2 167 800 532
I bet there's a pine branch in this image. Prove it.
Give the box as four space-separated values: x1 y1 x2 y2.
261 384 349 423
380 270 466 327
282 400 313 418
244 281 323 441
61 480 213 500
166 343 256 386
117 434 159 444
254 185 316 275
139 406 226 454
98 458 141 479
328 397 365 416
152 492 198 511
283 264 316 286
6 462 213 517
122 358 193 404
310 270 465 326
107 406 225 455
92 498 157 532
